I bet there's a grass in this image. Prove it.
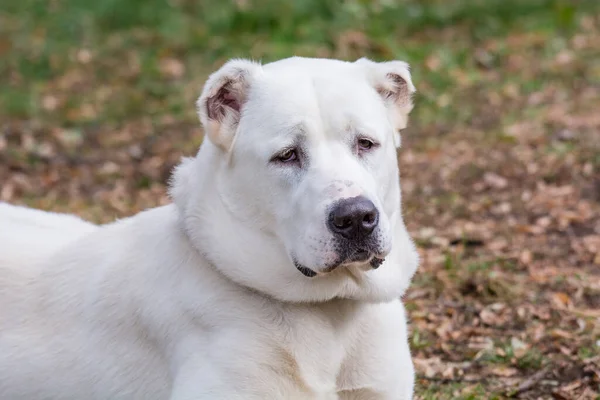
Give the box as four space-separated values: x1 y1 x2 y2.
2 0 600 398
1 0 597 126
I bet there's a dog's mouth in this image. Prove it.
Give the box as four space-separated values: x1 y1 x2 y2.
348 248 371 263
294 261 318 278
293 249 386 278
338 248 386 270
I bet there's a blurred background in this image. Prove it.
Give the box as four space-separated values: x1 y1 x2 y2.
1 0 599 398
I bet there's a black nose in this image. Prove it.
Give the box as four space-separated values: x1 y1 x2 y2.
328 196 379 240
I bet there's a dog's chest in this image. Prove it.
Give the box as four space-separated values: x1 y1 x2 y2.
272 302 364 396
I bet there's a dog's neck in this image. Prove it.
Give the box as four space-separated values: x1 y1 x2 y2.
175 206 367 321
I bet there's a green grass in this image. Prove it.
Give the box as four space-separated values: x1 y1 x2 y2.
1 0 598 128
417 382 502 400
578 346 599 361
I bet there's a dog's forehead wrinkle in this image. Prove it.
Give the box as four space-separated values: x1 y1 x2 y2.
258 67 371 121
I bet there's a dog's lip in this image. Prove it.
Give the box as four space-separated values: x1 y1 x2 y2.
342 254 385 267
331 251 386 271
369 256 385 269
349 248 370 262
293 260 317 278
293 251 386 277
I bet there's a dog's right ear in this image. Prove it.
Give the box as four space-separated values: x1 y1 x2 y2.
197 59 262 151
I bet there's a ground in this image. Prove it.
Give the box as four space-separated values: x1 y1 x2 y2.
1 1 599 398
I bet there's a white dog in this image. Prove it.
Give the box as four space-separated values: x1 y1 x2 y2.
0 57 419 399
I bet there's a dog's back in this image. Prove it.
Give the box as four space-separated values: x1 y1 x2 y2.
0 203 97 272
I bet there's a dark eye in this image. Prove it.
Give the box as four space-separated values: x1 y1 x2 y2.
275 148 298 163
357 138 375 152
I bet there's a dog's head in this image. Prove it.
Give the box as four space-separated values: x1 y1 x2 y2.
172 57 418 303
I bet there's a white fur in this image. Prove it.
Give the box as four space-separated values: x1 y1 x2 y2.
0 57 418 399
0 203 97 271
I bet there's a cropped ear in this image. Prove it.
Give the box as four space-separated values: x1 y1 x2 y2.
197 59 262 151
356 58 416 148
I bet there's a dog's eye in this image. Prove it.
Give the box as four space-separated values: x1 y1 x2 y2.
357 138 376 152
275 148 298 163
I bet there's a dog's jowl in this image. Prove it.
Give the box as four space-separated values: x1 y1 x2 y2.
0 57 419 399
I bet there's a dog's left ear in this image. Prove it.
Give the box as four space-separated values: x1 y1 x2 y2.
356 58 416 148
197 59 262 151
